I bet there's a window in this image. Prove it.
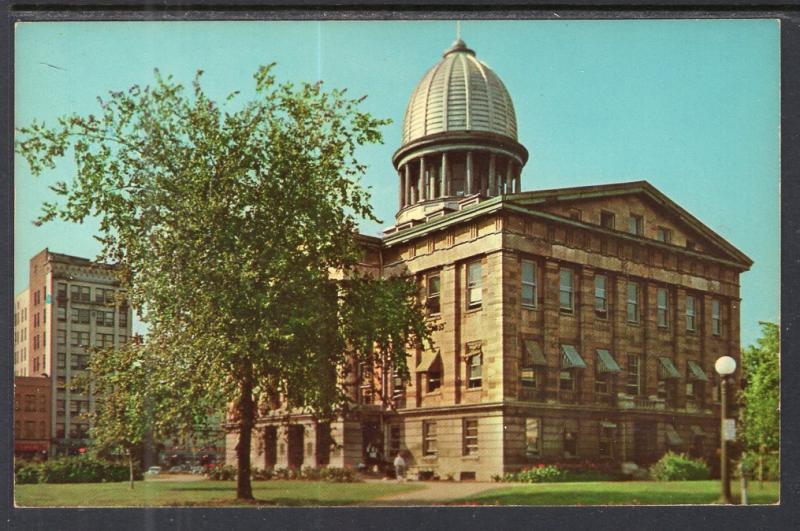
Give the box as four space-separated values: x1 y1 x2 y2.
72 308 90 325
423 421 437 456
98 333 115 348
686 295 696 331
600 211 615 230
467 261 482 310
521 340 543 389
521 259 537 308
427 358 442 393
657 288 669 327
599 424 616 458
626 355 641 395
71 331 89 347
712 299 721 335
70 285 91 303
595 360 609 394
425 272 441 315
568 208 582 221
463 419 478 456
563 430 577 458
628 214 643 236
56 423 65 439
118 310 128 328
57 306 66 321
686 239 696 251
57 283 67 299
57 353 66 368
389 425 402 455
559 370 574 391
468 353 482 389
97 310 115 327
119 335 128 344
559 268 574 312
57 399 65 412
626 282 639 323
56 329 66 346
525 418 541 458
594 275 608 317
656 227 672 243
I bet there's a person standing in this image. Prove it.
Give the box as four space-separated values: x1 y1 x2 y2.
393 452 407 482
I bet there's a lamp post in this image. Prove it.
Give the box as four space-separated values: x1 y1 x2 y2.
715 355 737 504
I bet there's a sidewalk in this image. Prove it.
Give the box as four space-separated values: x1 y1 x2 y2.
360 479 498 506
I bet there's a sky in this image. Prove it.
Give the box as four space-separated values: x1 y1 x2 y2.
14 19 780 347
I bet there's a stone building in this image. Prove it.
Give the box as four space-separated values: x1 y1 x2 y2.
15 249 132 457
227 38 752 480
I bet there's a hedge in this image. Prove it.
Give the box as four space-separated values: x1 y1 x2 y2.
15 457 142 484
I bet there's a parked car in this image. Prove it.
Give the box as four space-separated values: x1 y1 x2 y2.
146 466 162 476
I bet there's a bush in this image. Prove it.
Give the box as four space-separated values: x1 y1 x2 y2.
251 467 273 481
206 464 237 481
503 465 568 483
739 452 780 481
650 452 710 481
14 457 141 484
319 467 358 483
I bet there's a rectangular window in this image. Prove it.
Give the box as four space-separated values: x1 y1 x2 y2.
686 239 696 250
389 425 401 455
57 330 66 346
600 211 615 230
467 261 482 310
657 288 669 327
559 268 574 312
595 364 608 394
628 215 643 236
427 360 442 393
70 285 90 303
626 354 641 396
57 306 66 321
70 331 90 347
57 283 67 299
712 299 721 335
521 259 537 308
594 274 608 317
463 419 478 456
525 418 541 458
626 282 639 323
686 295 696 331
656 227 672 243
426 272 441 315
468 353 482 389
423 421 437 456
119 335 128 344
520 341 540 389
118 310 128 328
559 369 574 391
57 353 66 368
72 309 90 325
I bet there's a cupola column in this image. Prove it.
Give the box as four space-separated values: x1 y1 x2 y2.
505 159 514 194
466 151 474 195
404 164 412 205
419 157 427 201
440 152 448 197
398 169 405 208
488 154 497 197
515 162 522 193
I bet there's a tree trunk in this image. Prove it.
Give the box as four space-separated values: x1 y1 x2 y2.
128 450 135 490
236 376 255 500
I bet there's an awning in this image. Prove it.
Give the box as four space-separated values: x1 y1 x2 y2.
596 349 621 373
665 424 683 446
691 425 707 437
415 350 441 372
462 340 482 359
687 360 709 382
600 421 617 429
658 357 681 380
561 344 587 369
525 340 548 366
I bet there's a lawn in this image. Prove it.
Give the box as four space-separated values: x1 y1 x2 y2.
454 480 780 506
15 479 422 507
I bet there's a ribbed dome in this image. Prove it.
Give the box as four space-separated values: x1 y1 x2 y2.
401 39 518 146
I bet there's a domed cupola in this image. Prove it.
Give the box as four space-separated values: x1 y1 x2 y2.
392 38 529 224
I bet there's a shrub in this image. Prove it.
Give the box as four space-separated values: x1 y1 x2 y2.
739 452 780 481
650 452 710 481
14 463 41 484
301 466 322 481
251 467 273 481
14 457 141 484
319 467 358 483
206 464 237 481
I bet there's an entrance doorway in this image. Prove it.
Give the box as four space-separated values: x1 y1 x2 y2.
264 426 277 469
632 421 658 465
287 425 304 469
362 421 383 467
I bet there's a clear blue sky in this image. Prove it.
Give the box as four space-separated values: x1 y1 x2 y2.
14 20 779 347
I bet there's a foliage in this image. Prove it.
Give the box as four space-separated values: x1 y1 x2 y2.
17 65 432 500
649 452 710 481
739 451 780 481
500 465 567 483
14 457 142 484
214 466 358 483
206 465 238 481
739 322 780 458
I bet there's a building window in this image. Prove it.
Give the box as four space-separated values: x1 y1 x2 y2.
559 370 574 391
70 331 89 347
423 421 437 456
657 288 669 328
686 239 696 251
628 214 643 236
467 353 482 389
595 362 608 394
599 424 616 459
686 295 696 331
426 272 441 315
57 306 66 321
594 274 608 318
626 354 641 396
521 259 537 308
656 227 672 243
96 310 115 327
57 283 67 299
71 285 91 303
119 310 128 328
559 268 574 312
389 425 402 455
521 340 543 389
712 299 721 335
563 429 578 458
72 308 90 325
427 358 442 393
463 419 478 456
600 211 615 230
467 261 482 310
626 282 639 323
525 418 541 458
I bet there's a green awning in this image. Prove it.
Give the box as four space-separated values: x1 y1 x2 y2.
687 360 709 382
658 357 681 380
415 350 441 372
691 425 706 437
665 424 683 446
596 349 621 373
525 340 548 366
561 344 587 369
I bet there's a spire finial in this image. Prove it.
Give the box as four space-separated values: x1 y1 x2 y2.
456 20 461 41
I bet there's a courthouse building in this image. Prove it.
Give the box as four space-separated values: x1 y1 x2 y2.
228 38 752 480
14 249 132 457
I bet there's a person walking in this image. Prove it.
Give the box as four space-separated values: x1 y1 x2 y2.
393 452 407 483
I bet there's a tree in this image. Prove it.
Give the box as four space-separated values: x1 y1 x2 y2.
739 322 780 471
17 66 432 500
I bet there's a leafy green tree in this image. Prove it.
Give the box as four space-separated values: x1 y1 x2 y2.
17 66 432 500
739 322 780 469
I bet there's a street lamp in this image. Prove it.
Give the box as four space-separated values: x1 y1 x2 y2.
715 355 737 504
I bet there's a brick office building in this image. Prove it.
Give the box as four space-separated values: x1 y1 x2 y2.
227 38 752 480
13 376 51 460
15 249 132 457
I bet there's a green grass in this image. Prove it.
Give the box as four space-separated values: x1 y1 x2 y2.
453 480 780 506
15 479 423 507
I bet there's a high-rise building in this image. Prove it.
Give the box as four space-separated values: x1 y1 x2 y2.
14 289 29 376
225 38 752 480
16 249 132 456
